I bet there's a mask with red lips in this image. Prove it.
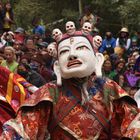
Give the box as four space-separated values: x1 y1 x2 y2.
53 31 104 85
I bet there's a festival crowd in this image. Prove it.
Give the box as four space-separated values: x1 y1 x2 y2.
0 3 140 140
0 3 139 97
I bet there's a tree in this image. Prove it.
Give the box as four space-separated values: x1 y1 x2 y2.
7 0 140 35
117 0 140 30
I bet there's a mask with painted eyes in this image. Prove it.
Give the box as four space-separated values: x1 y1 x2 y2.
53 33 104 86
65 21 76 35
93 35 102 49
47 42 57 58
82 22 92 35
52 28 62 42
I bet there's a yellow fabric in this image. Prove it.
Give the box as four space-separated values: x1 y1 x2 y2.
16 78 26 103
6 73 27 104
4 12 10 29
6 73 14 103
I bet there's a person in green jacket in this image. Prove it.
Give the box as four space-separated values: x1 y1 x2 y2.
1 46 18 73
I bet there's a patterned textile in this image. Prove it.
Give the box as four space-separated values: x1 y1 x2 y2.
1 78 140 139
0 66 32 134
0 66 31 112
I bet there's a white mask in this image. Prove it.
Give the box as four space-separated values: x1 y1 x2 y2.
47 42 57 58
52 28 62 42
93 35 102 49
57 36 99 79
65 21 76 35
82 22 92 35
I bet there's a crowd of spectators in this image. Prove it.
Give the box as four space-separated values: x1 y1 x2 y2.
0 2 139 99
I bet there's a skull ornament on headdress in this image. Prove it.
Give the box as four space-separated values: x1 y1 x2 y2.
93 35 102 50
65 21 76 36
52 28 63 42
47 42 57 58
53 31 104 86
82 22 92 35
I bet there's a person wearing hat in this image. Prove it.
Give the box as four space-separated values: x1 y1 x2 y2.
1 27 140 139
14 27 25 45
128 36 139 55
116 27 131 52
37 41 48 54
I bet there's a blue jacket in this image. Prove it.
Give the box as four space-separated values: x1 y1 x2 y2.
33 25 45 36
99 37 116 53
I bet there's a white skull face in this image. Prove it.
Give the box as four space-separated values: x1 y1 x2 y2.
65 21 76 35
82 22 92 34
47 42 57 58
58 36 97 79
93 35 102 49
52 28 62 42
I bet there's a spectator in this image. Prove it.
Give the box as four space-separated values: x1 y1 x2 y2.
36 41 48 54
80 5 96 27
41 53 56 82
29 53 44 72
128 37 139 55
17 62 46 87
2 2 14 32
133 51 140 76
19 54 31 64
99 31 116 55
102 59 113 79
114 74 126 88
124 60 139 88
43 28 55 44
116 27 131 52
109 59 126 81
1 31 15 47
33 34 43 46
24 37 37 54
14 27 25 45
1 46 18 73
32 16 45 37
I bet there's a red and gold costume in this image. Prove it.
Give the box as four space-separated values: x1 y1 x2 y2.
1 78 140 139
0 66 32 134
0 29 140 140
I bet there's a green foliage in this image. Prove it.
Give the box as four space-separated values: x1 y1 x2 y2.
117 0 140 28
7 0 140 34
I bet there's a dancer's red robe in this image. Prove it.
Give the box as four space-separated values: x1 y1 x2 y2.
0 66 32 134
0 78 140 139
